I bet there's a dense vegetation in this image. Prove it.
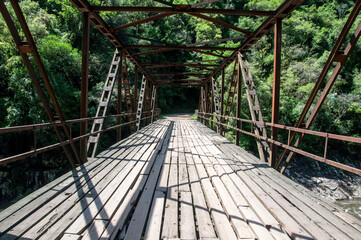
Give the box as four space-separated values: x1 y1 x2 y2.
0 0 360 202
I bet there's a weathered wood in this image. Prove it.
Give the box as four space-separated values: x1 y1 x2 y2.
2 118 361 240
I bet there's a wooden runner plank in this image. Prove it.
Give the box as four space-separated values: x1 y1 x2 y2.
123 153 168 239
99 172 147 239
143 191 166 240
161 123 179 239
180 191 197 240
184 151 217 240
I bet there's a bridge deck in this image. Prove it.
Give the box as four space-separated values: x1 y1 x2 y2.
1 117 361 240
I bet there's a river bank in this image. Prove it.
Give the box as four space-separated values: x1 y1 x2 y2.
284 156 361 220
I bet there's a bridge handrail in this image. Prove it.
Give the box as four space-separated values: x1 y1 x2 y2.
0 111 159 166
197 111 361 176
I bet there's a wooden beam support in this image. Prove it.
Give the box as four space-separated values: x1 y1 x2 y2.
80 12 90 163
270 18 282 167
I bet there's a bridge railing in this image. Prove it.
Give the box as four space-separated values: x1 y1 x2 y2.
0 110 159 166
197 111 361 176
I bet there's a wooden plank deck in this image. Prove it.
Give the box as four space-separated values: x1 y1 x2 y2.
1 117 361 240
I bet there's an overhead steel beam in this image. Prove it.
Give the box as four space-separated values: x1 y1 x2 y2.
186 36 245 47
193 49 228 59
142 59 223 66
119 33 169 45
91 5 276 16
187 12 251 35
112 12 175 31
192 0 220 8
125 45 237 51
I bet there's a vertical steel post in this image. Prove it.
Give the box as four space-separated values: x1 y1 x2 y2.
80 12 90 163
236 57 241 146
270 18 282 167
117 49 123 141
209 81 214 130
220 69 225 135
134 66 138 113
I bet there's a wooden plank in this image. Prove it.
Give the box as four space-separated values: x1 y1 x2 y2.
144 191 165 240
123 154 167 240
60 234 82 240
81 219 108 240
161 123 179 239
180 191 196 240
99 173 147 239
184 152 217 240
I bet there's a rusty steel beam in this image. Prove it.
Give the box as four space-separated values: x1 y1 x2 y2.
151 72 209 77
186 36 245 47
91 5 276 16
152 0 176 7
270 18 282 167
220 69 225 135
113 12 175 31
70 0 156 86
142 59 223 65
276 1 361 171
235 57 241 145
1 0 81 167
80 12 90 163
125 44 237 51
187 12 251 35
155 78 204 82
204 0 304 86
192 0 220 7
193 49 228 59
197 113 361 176
117 49 123 141
119 33 169 45
134 47 174 56
145 62 219 68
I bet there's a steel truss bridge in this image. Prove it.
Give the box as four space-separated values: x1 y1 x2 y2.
0 0 361 239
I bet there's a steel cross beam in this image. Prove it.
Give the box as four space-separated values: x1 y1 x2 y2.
203 0 305 86
91 5 276 16
125 45 237 51
69 0 157 86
